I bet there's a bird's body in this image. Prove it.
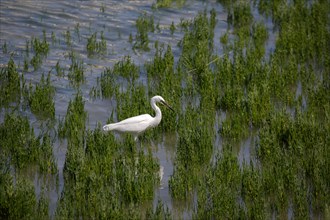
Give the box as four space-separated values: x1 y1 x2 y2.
103 95 173 140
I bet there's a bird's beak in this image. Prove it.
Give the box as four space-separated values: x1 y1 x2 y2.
161 101 174 112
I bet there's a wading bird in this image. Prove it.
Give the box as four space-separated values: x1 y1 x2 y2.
103 95 174 141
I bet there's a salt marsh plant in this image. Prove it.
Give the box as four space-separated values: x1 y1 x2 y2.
27 73 55 119
227 1 253 28
68 56 85 86
0 112 57 173
145 200 172 219
153 0 186 8
145 44 179 132
56 122 161 219
0 176 49 219
58 91 87 141
134 14 155 51
170 21 176 35
112 55 139 84
1 0 329 218
30 30 50 70
55 60 64 77
63 29 72 46
74 23 81 41
51 31 56 45
2 41 7 53
86 31 107 56
179 9 217 99
0 58 21 107
169 106 214 199
194 149 242 219
91 56 139 99
32 30 50 56
91 67 117 99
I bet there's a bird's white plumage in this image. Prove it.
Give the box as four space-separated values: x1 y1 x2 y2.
103 114 153 134
103 95 173 140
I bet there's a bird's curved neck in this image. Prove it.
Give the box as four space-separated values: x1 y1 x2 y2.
151 99 162 120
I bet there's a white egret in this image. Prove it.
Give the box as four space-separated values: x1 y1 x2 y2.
103 95 174 140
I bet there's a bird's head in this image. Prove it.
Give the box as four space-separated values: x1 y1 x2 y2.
152 95 174 112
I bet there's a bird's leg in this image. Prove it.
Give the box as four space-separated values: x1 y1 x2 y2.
139 138 143 149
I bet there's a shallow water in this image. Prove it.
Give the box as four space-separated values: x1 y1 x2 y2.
0 0 274 217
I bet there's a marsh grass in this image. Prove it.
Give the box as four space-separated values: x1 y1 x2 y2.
0 111 57 219
0 0 329 218
29 30 50 70
55 61 64 77
134 14 155 51
145 44 179 132
68 56 85 86
0 176 45 219
27 73 55 119
58 91 87 141
0 58 21 107
86 31 107 57
2 41 8 54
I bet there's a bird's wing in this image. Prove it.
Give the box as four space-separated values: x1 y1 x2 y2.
116 114 153 125
104 114 153 134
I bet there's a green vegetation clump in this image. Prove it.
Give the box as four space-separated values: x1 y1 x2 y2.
0 0 329 218
195 149 242 219
0 58 21 107
27 73 55 119
92 56 139 99
63 29 72 46
257 110 330 217
86 31 107 56
145 200 172 219
92 67 118 99
31 30 50 56
112 56 139 83
134 14 155 51
179 9 217 100
58 92 87 141
169 106 214 199
0 176 49 219
153 0 186 8
2 41 8 53
0 112 57 173
145 44 179 132
55 60 64 77
30 30 50 70
68 56 85 86
228 1 253 28
56 124 161 219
